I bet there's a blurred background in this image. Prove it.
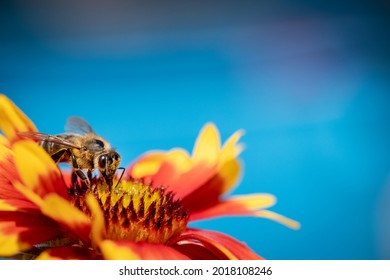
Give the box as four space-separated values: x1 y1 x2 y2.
1 0 390 259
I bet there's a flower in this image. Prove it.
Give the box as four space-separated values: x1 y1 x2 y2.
0 94 299 260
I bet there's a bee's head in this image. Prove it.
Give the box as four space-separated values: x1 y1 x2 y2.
97 150 121 186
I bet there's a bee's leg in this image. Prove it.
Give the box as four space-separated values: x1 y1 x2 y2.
70 154 90 187
71 172 78 188
113 167 126 189
87 169 93 185
49 149 80 189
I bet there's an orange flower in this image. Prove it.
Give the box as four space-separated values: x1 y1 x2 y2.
0 94 299 259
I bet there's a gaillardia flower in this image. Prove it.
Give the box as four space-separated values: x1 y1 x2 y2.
0 94 299 260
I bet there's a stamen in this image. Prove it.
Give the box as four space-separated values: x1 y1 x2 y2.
69 177 189 244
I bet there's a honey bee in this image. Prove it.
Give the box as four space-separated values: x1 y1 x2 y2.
18 117 124 187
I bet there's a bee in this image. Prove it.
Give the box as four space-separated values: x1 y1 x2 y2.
18 117 124 187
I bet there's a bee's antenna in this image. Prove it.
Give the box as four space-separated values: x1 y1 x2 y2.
113 167 125 189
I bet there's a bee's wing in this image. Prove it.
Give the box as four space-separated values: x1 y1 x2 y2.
17 132 82 149
65 117 95 135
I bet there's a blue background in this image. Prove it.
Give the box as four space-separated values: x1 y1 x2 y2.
1 1 390 259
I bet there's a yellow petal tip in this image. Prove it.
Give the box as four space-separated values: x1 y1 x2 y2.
0 95 37 141
256 210 301 230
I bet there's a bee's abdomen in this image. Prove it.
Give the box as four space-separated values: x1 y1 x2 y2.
39 140 58 155
39 134 76 159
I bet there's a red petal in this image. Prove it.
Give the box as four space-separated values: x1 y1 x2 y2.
129 158 241 215
100 240 190 260
178 165 223 212
189 194 275 221
170 228 263 260
169 242 222 259
0 144 37 210
39 194 92 246
0 210 61 256
128 157 223 213
168 163 218 199
135 161 177 188
13 141 68 199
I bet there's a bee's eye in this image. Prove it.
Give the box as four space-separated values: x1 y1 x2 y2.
98 155 107 168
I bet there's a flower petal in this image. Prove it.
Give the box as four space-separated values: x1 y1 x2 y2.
166 162 218 199
0 210 61 256
217 158 241 193
0 144 19 187
13 141 68 199
0 94 37 142
220 129 245 164
85 194 105 246
0 135 8 145
129 123 231 181
0 144 37 210
0 200 17 211
129 153 167 179
100 240 139 259
0 231 31 257
179 159 241 212
189 195 300 229
134 159 178 188
39 194 92 245
189 193 276 221
168 242 222 259
100 240 190 260
170 228 263 260
36 246 97 260
192 123 221 164
255 210 301 229
12 183 92 247
128 124 243 209
128 152 221 202
128 149 191 186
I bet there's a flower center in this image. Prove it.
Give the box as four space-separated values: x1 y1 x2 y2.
68 178 189 244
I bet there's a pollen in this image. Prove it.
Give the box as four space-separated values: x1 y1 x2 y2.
68 177 189 244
